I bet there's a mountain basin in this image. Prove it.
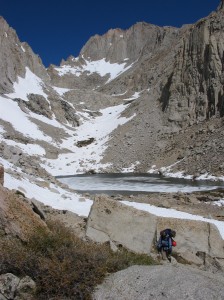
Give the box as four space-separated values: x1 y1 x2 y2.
56 173 224 195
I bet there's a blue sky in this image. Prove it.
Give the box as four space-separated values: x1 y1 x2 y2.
0 0 221 67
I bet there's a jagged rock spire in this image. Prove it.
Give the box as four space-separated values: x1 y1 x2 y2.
217 0 224 10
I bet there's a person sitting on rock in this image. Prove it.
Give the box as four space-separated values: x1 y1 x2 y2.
157 228 176 262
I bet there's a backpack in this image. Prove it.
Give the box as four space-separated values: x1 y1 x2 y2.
160 228 176 238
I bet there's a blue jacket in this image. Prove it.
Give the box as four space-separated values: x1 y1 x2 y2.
157 229 174 252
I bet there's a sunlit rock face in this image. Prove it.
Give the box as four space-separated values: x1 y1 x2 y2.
0 17 48 94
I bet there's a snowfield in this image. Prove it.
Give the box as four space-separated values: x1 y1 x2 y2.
55 57 134 83
8 67 48 101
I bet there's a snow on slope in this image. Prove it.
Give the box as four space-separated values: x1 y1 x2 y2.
52 86 72 96
8 67 48 101
0 157 92 217
0 96 52 142
0 66 136 177
55 57 134 83
0 66 136 216
42 104 135 175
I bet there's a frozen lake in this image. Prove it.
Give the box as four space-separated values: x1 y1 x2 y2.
57 173 224 195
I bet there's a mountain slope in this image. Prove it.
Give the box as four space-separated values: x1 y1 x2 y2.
0 2 224 215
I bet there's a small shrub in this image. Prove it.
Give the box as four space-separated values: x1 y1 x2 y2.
0 221 156 299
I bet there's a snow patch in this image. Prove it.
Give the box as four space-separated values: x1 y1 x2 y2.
149 163 224 182
212 200 224 207
3 170 92 217
55 58 134 83
122 200 224 239
4 140 46 156
52 86 72 96
197 173 224 182
0 96 52 142
123 91 142 101
21 45 26 52
112 91 127 97
8 67 48 101
121 161 140 173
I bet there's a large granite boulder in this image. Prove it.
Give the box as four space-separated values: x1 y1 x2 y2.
86 195 157 254
157 217 224 265
86 196 224 266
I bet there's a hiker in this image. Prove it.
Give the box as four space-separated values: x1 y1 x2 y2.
157 228 176 262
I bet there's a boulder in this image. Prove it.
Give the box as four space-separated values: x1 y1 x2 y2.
0 273 36 300
86 195 157 254
0 273 19 299
86 196 224 265
157 218 224 265
15 276 36 300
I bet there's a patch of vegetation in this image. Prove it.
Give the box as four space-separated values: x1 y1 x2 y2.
0 221 156 300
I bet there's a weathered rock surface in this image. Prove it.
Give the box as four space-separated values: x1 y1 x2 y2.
93 264 224 300
86 195 157 253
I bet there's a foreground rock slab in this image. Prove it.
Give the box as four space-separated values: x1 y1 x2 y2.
93 265 224 300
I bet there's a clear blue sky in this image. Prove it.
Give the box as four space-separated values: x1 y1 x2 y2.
0 0 221 67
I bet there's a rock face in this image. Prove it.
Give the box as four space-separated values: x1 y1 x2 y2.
80 23 178 63
86 196 224 267
160 4 224 127
93 265 224 300
0 17 48 94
